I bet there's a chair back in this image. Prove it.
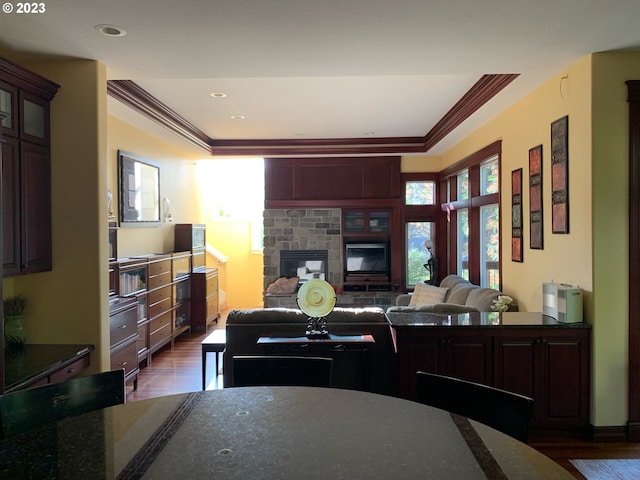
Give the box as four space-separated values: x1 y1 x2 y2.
0 369 126 438
416 371 534 443
232 355 333 387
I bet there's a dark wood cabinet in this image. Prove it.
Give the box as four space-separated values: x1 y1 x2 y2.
191 268 219 332
174 223 205 271
265 157 401 206
494 329 591 430
396 328 493 400
392 321 591 434
343 209 391 235
117 258 150 366
146 255 174 357
0 57 59 277
109 297 139 390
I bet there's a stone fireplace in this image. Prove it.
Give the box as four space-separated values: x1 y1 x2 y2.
263 208 398 310
263 209 342 292
280 250 328 285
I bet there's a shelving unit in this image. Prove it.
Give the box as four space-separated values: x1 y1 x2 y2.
172 251 191 339
174 224 219 333
343 209 392 291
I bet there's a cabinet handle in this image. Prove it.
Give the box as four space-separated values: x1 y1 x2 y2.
120 361 128 367
67 367 75 374
119 325 127 329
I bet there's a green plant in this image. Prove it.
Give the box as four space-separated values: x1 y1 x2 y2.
4 294 26 317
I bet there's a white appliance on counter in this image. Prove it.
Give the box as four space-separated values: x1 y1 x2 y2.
542 283 583 323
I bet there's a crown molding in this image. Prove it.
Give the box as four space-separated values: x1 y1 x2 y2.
107 80 213 153
107 73 519 157
0 56 60 100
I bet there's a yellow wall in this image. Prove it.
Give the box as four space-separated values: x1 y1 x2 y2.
591 51 640 426
106 116 202 257
440 57 593 313
207 221 264 309
401 155 441 173
4 57 110 371
432 52 640 427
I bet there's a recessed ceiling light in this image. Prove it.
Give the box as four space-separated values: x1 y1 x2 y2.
209 92 227 98
230 115 245 120
95 24 127 37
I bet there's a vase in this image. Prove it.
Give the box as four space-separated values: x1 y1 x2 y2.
5 314 26 346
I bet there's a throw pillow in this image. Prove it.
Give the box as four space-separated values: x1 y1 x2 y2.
266 276 300 294
409 283 449 307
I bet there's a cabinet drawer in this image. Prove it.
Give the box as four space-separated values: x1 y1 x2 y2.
150 323 171 348
148 258 171 276
110 304 138 347
207 293 219 317
148 285 171 306
148 296 172 320
206 274 218 293
150 311 172 334
49 355 90 384
137 323 149 353
148 270 171 290
111 341 138 376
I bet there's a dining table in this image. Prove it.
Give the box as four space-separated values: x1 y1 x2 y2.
0 386 573 479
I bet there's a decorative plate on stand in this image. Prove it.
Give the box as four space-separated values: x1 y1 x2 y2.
296 279 336 338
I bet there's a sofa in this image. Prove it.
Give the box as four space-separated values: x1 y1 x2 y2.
388 274 517 314
223 307 396 395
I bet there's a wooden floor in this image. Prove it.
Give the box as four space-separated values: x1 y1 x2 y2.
125 312 640 480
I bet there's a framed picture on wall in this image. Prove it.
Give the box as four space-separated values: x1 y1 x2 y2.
512 168 523 262
529 145 543 249
551 116 569 234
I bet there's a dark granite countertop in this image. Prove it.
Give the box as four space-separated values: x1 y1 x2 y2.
4 344 94 392
387 311 591 328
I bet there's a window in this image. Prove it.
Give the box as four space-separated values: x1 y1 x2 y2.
402 174 439 288
441 142 501 288
406 221 435 285
405 181 436 205
195 158 265 252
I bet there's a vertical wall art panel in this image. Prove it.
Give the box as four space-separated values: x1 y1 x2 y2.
512 168 523 262
551 116 569 233
529 145 543 249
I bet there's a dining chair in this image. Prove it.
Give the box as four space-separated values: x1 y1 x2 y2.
0 369 126 438
415 371 534 443
232 355 333 387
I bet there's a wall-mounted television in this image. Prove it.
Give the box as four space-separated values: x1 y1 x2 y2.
345 242 389 275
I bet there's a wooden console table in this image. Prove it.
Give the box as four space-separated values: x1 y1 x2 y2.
257 334 375 390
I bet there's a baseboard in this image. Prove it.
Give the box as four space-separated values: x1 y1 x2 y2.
627 422 640 442
591 425 629 442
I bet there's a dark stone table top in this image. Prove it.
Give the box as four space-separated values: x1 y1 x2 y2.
0 387 573 479
4 344 94 392
386 311 591 329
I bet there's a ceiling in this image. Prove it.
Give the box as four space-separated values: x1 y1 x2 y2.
2 0 640 157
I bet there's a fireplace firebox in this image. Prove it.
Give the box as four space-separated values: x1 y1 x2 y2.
280 250 328 285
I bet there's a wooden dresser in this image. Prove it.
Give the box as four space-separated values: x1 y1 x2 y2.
191 267 219 332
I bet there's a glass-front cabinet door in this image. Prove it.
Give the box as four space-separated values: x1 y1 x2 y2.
0 81 18 137
19 91 49 145
343 209 390 234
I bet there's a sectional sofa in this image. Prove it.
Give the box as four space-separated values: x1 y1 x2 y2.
223 307 396 395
